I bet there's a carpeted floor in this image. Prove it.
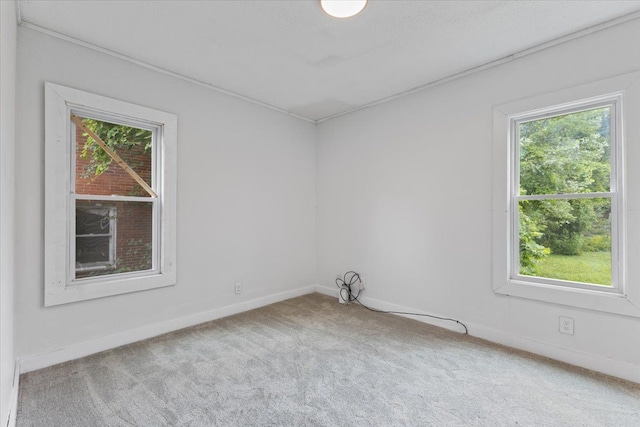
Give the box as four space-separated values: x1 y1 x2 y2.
17 293 640 426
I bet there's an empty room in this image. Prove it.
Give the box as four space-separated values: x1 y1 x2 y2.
2 0 640 425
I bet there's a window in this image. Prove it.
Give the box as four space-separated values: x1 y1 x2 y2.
492 72 640 317
512 99 620 291
71 114 155 280
45 83 177 306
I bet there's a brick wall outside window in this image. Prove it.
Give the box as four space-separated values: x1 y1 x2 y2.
75 126 153 277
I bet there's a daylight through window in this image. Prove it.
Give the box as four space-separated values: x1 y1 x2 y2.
72 114 157 280
511 97 621 291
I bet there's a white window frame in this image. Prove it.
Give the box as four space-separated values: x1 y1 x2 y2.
510 96 621 292
492 72 640 317
45 83 177 306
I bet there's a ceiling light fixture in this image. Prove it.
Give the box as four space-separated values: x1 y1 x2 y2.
320 0 367 19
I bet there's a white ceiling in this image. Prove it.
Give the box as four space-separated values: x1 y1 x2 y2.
18 0 640 121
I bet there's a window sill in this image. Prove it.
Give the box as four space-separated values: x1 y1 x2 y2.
493 279 640 317
45 271 176 307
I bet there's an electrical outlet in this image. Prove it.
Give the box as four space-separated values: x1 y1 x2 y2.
360 276 366 289
559 316 574 335
235 282 242 295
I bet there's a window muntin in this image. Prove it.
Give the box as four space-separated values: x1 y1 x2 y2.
70 113 159 282
510 97 621 292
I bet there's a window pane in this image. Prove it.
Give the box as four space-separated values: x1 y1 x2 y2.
76 199 154 279
76 236 111 264
76 206 111 235
518 198 611 286
74 116 153 197
519 107 610 195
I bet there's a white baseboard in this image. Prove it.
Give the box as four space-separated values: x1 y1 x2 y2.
19 285 315 373
313 284 337 298
16 283 640 384
313 284 466 333
468 323 640 384
314 284 640 383
6 363 19 427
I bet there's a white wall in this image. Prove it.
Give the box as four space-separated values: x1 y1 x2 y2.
12 8 640 386
15 28 316 360
0 0 17 424
317 19 640 380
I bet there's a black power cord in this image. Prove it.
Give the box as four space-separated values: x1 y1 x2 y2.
335 271 468 335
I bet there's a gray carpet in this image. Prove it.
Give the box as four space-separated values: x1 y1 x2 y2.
17 293 640 426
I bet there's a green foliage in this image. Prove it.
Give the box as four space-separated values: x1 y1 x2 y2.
518 107 612 262
519 203 550 275
81 118 152 177
519 108 610 195
549 233 583 256
582 234 611 252
530 198 606 255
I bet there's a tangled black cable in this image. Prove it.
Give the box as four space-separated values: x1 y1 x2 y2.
335 271 468 335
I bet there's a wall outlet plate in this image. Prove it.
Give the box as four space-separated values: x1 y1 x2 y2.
559 316 574 335
235 282 242 295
